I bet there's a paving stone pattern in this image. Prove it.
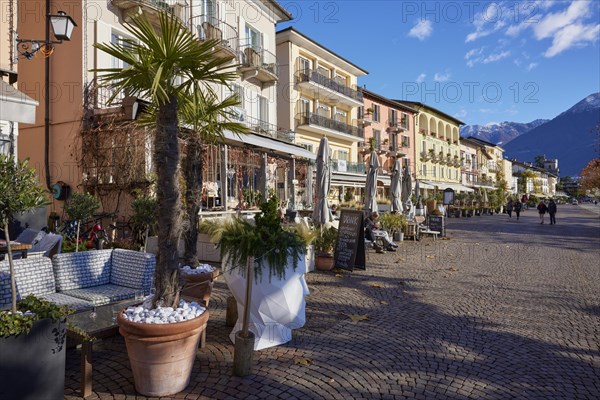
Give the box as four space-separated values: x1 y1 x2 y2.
64 205 600 399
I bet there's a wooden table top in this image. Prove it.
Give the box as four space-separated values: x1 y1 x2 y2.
0 240 32 252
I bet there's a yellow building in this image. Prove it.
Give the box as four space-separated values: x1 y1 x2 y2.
461 137 507 189
397 101 468 194
276 27 368 194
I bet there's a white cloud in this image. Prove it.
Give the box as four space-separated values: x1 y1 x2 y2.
482 51 511 63
527 62 539 71
533 1 591 39
416 73 426 83
408 20 433 41
544 23 600 57
455 109 467 118
433 72 451 82
465 47 485 67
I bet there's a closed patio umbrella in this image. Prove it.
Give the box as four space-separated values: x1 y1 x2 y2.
482 188 488 205
401 163 412 209
258 153 268 202
364 151 379 213
312 137 331 224
390 159 403 213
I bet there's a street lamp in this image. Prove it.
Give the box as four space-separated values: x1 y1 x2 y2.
16 11 77 59
15 9 77 193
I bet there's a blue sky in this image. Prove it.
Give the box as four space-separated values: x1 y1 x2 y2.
277 0 600 126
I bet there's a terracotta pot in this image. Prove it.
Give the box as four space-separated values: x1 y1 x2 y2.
181 271 216 306
426 200 437 213
117 310 209 397
315 255 335 271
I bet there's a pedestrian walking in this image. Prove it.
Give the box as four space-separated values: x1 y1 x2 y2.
548 198 557 225
514 200 522 220
506 198 514 218
522 194 529 210
537 200 548 224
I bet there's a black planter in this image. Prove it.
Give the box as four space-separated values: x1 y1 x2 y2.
0 317 67 400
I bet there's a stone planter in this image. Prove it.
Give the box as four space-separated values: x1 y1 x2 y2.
117 310 209 397
393 231 404 242
223 256 309 350
0 318 67 400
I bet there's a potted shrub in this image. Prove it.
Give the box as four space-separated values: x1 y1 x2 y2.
94 11 235 396
313 224 338 271
130 195 158 252
379 212 406 242
203 195 307 362
63 192 100 251
0 155 71 400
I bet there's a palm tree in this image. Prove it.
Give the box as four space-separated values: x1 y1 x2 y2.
93 11 236 307
178 90 248 266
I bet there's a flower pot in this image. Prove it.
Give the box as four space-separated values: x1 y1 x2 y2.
415 207 425 216
0 317 67 400
223 256 309 350
426 200 437 213
315 254 335 271
393 231 404 242
181 270 217 305
117 310 209 397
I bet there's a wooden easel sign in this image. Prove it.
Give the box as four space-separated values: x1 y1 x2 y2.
334 209 366 271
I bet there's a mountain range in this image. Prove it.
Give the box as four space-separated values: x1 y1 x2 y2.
461 93 600 176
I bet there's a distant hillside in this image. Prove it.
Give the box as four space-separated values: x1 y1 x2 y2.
460 119 548 145
503 93 600 177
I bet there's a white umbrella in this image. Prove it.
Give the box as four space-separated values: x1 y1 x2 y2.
312 137 331 224
258 153 268 201
306 162 314 208
401 163 412 210
390 159 403 213
482 188 488 205
364 151 379 212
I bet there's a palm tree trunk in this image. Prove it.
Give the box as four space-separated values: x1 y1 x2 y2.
183 136 202 267
153 95 182 308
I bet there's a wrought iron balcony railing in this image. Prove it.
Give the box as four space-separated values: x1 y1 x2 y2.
295 70 363 102
296 112 364 138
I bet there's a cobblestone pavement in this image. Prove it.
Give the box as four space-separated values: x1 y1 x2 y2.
64 205 600 400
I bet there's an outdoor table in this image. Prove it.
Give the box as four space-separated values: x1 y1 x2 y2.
67 299 140 398
0 240 32 260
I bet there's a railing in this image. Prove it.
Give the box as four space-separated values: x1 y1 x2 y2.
296 112 364 138
331 159 366 174
238 44 277 77
190 14 238 54
239 114 294 144
295 70 362 102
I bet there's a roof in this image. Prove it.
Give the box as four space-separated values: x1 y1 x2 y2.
360 88 418 113
463 136 502 149
276 27 368 76
267 0 293 21
394 100 465 125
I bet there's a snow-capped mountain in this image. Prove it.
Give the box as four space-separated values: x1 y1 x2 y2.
460 119 549 145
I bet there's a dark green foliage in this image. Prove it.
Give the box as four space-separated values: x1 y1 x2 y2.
313 225 338 255
204 196 305 281
63 192 99 223
0 295 72 337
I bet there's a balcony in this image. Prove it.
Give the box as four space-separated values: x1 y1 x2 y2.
332 159 366 174
237 114 294 144
388 118 408 132
295 70 363 107
387 145 408 158
111 0 187 26
420 151 430 161
190 15 238 61
296 112 364 142
238 44 277 86
357 110 373 127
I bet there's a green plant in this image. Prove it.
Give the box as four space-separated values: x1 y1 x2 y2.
203 196 305 280
288 222 317 247
61 237 90 253
0 295 72 337
313 225 338 256
93 10 236 308
130 195 158 252
0 155 49 313
378 212 407 234
344 188 355 202
63 192 100 252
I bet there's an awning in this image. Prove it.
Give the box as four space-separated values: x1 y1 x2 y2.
223 130 316 160
0 80 38 124
330 172 366 187
419 181 437 190
441 183 475 193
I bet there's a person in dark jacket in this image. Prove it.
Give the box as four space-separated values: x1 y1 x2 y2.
506 199 514 218
547 199 557 224
537 201 548 224
514 200 522 220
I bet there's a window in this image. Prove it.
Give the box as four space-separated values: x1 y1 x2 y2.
422 164 427 177
317 103 330 117
229 84 244 107
334 74 346 85
298 57 310 73
401 113 409 129
302 143 313 152
421 140 426 153
334 110 346 123
317 65 330 78
432 166 436 178
389 109 397 126
390 133 397 149
258 95 268 129
372 104 381 122
298 98 310 115
200 0 218 17
245 24 262 49
337 150 348 161
373 130 381 149
402 136 410 147
441 168 444 178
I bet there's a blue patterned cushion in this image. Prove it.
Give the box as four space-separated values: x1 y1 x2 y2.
0 258 56 308
110 249 155 292
41 292 93 311
61 284 139 306
52 250 112 291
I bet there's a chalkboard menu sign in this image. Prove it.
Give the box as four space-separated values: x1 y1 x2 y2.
334 209 366 271
428 215 445 237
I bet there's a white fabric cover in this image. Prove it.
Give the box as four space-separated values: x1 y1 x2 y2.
224 256 309 350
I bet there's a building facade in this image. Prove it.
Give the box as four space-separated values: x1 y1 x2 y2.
276 27 368 203
461 137 507 190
